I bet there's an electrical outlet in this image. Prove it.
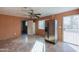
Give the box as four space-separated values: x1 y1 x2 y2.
14 33 16 36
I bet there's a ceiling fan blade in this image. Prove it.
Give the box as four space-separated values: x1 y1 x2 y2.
35 15 40 19
35 14 41 15
28 12 33 15
28 10 33 12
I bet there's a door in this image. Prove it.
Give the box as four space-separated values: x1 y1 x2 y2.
63 15 79 45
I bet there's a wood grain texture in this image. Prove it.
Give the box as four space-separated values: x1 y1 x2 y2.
0 14 22 40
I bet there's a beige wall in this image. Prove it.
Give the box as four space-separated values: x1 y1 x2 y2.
0 14 22 40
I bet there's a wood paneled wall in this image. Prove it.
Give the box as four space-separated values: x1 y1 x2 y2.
0 14 23 40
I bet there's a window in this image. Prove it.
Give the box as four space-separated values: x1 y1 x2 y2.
63 14 79 45
38 20 45 29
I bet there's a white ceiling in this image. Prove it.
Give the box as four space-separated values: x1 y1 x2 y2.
0 7 78 17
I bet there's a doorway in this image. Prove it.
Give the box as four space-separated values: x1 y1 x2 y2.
21 21 28 34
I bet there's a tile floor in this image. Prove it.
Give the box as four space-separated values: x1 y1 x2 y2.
0 35 78 52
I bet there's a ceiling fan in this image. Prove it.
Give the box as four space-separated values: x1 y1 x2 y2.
28 10 41 19
22 7 41 20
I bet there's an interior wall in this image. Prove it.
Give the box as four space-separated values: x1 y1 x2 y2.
0 14 22 40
